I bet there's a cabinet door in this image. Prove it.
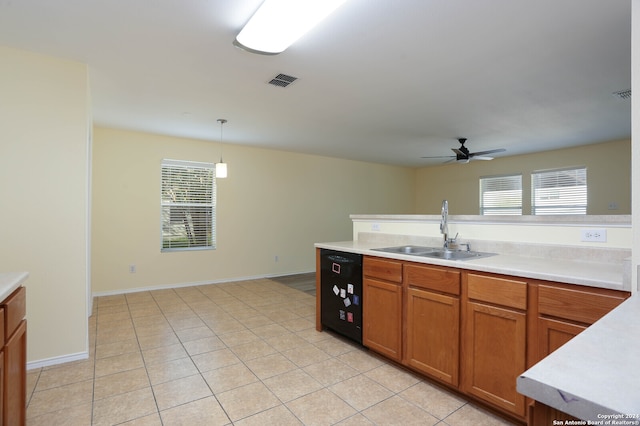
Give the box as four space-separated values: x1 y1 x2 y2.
463 301 526 417
406 287 459 386
538 317 586 358
363 278 402 361
4 320 26 426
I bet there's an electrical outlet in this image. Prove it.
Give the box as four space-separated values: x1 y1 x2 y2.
580 228 607 242
274 255 279 262
371 223 381 231
129 264 136 273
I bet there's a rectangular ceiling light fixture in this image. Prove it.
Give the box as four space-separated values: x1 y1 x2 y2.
234 0 349 55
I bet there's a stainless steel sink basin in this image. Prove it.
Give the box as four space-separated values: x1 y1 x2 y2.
371 245 435 255
420 249 496 261
372 245 495 261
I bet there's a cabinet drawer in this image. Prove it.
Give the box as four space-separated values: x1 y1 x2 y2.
538 284 628 325
364 257 403 283
3 286 26 340
405 263 460 295
466 273 527 310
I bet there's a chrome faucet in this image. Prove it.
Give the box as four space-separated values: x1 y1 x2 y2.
440 200 449 247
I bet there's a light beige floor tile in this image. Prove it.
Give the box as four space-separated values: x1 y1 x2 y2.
337 349 386 373
314 335 359 357
92 387 158 426
95 338 140 359
159 396 231 425
249 323 290 338
282 343 331 368
34 359 94 390
94 367 150 400
364 363 421 393
263 369 323 403
202 362 259 393
362 395 438 426
26 368 40 403
191 348 241 373
441 403 515 426
295 327 332 344
216 381 281 422
141 343 188 366
128 304 162 318
303 357 360 386
97 310 132 324
136 331 180 350
95 351 144 377
400 381 466 420
132 314 169 329
329 375 394 411
175 325 215 342
234 404 302 426
244 353 298 380
167 315 206 331
286 388 357 426
335 413 375 425
152 374 213 411
237 314 273 329
120 412 163 425
97 294 127 307
281 317 316 332
134 322 175 337
96 326 137 345
207 318 247 334
97 303 130 316
182 335 226 356
264 333 308 352
218 329 260 347
230 339 277 362
146 357 198 385
125 291 155 304
27 379 94 418
27 401 92 426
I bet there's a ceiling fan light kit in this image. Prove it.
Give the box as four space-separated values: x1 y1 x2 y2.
234 0 349 54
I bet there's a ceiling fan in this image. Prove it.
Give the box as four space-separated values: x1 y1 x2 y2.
422 138 506 164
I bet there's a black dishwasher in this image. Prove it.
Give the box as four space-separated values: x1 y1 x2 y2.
320 249 363 344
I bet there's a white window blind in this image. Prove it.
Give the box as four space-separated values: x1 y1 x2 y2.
531 167 587 215
161 159 216 251
480 174 522 215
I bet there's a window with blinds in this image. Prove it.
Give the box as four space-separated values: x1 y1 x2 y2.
161 159 216 251
531 167 587 215
479 174 522 215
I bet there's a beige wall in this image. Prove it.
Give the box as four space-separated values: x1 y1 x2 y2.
0 46 90 363
415 139 631 215
92 127 415 294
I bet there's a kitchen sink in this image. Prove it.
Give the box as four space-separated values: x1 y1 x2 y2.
420 249 496 261
372 245 495 261
371 245 436 255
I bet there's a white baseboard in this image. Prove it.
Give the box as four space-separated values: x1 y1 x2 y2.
28 351 89 370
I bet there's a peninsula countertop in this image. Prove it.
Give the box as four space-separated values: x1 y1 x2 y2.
517 295 640 420
315 240 627 291
0 272 29 301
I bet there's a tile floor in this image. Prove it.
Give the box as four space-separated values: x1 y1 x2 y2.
25 278 517 425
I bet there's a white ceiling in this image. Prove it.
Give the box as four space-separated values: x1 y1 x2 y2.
0 0 631 167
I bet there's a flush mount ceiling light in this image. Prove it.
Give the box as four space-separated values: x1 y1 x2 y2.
216 119 228 178
234 0 349 55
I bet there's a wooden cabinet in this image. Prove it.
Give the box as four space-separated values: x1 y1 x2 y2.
528 282 629 425
363 257 403 361
536 282 629 360
404 263 460 386
2 286 26 426
462 272 528 418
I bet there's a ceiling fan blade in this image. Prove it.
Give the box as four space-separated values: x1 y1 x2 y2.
471 148 506 156
421 155 455 159
443 158 457 164
452 148 465 156
471 156 494 161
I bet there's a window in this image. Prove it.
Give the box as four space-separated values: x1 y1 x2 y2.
531 167 587 215
479 174 522 215
161 159 216 251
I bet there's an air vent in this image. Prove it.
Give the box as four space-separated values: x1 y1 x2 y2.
268 73 298 88
613 89 631 100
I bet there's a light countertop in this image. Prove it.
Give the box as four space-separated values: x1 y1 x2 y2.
517 295 640 419
315 240 626 291
0 272 28 301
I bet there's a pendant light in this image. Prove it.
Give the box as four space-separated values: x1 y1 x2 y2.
216 119 228 178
